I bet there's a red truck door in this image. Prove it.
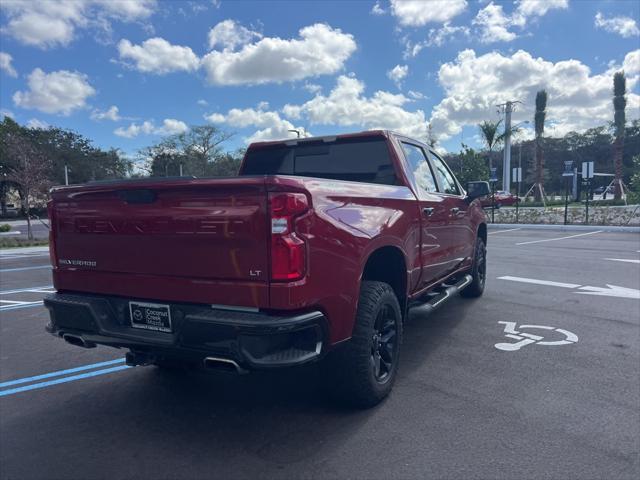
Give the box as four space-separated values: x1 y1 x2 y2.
397 141 452 288
427 151 475 270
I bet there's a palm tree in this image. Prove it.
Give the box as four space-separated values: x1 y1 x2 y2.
612 71 626 200
534 90 547 201
478 119 503 171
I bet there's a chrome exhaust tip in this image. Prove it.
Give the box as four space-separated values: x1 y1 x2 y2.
62 333 96 349
203 356 247 375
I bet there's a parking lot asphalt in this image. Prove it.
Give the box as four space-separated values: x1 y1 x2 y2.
1 229 639 480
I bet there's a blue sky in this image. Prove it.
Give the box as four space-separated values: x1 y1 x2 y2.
1 0 639 160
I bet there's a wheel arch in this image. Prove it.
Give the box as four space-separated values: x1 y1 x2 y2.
360 245 408 314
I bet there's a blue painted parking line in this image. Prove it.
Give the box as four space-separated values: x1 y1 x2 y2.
0 365 131 397
0 265 50 273
0 358 126 388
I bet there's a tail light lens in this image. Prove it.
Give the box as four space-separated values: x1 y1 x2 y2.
47 200 57 267
269 193 308 281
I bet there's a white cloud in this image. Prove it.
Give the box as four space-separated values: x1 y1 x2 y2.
474 0 568 43
473 2 517 43
303 83 322 94
118 37 200 74
26 118 49 129
90 105 121 121
158 118 189 135
371 2 386 15
115 121 154 138
197 99 208 106
13 68 95 115
427 22 470 47
387 64 408 88
206 105 308 143
390 0 467 26
282 75 428 140
207 19 262 51
1 0 157 49
408 90 427 100
0 109 14 119
595 12 640 38
114 118 188 138
515 0 568 19
201 23 356 85
428 49 640 142
0 52 18 77
402 22 470 58
623 50 640 76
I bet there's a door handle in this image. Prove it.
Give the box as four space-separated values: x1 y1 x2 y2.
422 207 434 216
450 207 460 214
450 207 465 216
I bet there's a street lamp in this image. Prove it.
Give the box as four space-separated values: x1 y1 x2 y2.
288 129 301 138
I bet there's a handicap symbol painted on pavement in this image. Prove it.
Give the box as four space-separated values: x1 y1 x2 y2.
494 321 578 352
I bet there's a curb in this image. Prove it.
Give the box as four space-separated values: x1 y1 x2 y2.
488 223 640 233
0 245 50 254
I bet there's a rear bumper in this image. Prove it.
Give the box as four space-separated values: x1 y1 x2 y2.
44 292 327 370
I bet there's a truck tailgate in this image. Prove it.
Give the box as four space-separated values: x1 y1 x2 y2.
50 177 270 307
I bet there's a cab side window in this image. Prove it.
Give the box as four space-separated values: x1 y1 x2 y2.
429 151 460 196
400 142 438 194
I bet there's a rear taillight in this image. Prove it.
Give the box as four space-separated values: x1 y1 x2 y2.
47 200 57 267
269 192 308 281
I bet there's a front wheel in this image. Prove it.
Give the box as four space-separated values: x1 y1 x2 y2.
461 236 486 298
326 281 403 408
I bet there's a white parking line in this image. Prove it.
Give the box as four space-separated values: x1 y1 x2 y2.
0 301 44 312
488 228 522 235
605 258 640 264
498 276 581 289
0 285 54 295
516 230 603 246
0 285 55 312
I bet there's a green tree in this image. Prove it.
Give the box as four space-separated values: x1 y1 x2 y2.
144 125 234 177
478 119 503 172
456 144 489 186
533 90 548 200
612 71 626 199
0 117 23 216
4 131 52 238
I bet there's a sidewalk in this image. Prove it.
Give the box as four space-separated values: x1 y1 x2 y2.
0 245 50 254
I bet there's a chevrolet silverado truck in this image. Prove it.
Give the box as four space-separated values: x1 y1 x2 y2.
44 130 490 407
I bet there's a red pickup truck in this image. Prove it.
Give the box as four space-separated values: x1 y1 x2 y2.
44 130 489 407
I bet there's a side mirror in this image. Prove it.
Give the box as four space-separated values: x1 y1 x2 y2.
466 181 491 202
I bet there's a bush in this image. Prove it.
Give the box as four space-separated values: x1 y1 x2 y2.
0 237 49 248
0 224 10 232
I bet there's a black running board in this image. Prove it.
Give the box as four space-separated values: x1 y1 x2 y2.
408 274 473 320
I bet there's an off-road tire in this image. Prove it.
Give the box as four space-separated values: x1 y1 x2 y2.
327 281 403 409
461 236 486 298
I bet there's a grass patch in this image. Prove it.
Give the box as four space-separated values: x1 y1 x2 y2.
0 237 49 249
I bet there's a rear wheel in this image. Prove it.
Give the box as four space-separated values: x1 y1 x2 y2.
327 281 402 408
461 236 486 298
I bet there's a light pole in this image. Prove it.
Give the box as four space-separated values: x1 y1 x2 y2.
288 129 301 138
